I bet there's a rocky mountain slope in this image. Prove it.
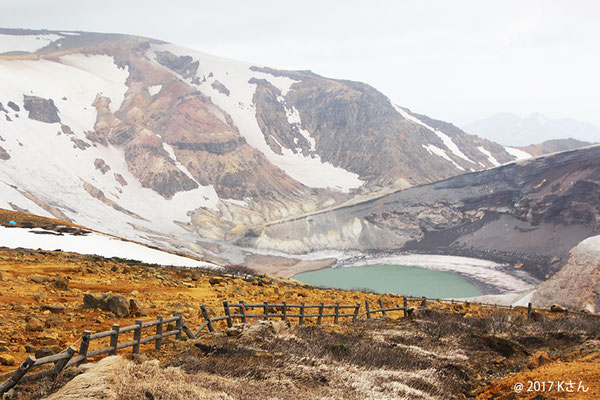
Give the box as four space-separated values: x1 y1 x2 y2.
464 112 600 146
534 235 600 313
0 28 517 258
241 146 600 281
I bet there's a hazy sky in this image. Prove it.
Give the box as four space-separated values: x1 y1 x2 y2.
1 0 600 126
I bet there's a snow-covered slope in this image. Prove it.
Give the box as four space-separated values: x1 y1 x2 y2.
0 28 519 257
0 225 216 268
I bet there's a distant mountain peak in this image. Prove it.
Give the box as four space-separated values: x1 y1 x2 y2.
464 112 600 146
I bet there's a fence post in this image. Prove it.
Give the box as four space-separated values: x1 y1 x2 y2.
334 302 340 324
201 305 215 332
155 316 163 350
378 298 387 317
317 302 324 325
403 297 408 318
263 301 269 321
78 330 91 366
133 320 143 354
239 301 247 323
53 346 76 375
0 355 36 394
281 301 287 321
527 303 532 320
109 324 120 355
352 303 360 322
299 302 305 325
174 312 183 339
223 300 233 328
365 300 371 319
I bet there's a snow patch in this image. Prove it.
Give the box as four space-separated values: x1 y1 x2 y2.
477 146 500 167
504 146 532 161
0 55 128 133
147 43 364 193
0 225 216 268
0 33 63 53
223 198 248 207
422 144 465 171
148 85 162 96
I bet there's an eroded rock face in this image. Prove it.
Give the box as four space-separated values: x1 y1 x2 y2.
534 236 600 312
23 95 60 123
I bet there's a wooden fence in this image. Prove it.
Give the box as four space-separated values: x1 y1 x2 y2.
1 296 597 394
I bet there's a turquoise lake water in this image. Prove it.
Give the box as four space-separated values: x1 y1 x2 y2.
294 264 482 298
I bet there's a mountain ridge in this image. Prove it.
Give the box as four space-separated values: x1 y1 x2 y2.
0 28 518 258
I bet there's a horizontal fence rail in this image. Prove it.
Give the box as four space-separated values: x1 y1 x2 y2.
1 295 598 395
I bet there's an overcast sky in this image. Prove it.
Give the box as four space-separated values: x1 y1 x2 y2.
1 0 600 126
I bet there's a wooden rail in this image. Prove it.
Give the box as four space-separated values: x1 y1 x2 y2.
1 296 598 395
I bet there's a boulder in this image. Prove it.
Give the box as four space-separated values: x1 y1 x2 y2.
32 291 48 302
42 304 65 313
83 293 130 317
53 276 69 290
35 346 61 359
209 277 223 286
0 354 16 366
83 293 106 309
26 317 44 332
105 295 130 318
45 316 63 328
130 299 148 317
31 275 49 284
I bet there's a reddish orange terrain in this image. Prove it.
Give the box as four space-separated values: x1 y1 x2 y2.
0 210 599 399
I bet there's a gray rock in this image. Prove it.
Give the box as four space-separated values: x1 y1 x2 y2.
35 346 61 359
83 293 130 317
105 295 130 317
45 316 63 328
23 95 60 123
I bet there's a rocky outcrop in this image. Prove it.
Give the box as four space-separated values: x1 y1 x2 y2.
0 145 9 160
23 95 60 123
533 236 600 312
211 80 230 96
94 158 111 174
155 51 199 80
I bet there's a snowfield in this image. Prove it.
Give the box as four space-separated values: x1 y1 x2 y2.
0 53 221 253
0 33 63 54
0 225 217 268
